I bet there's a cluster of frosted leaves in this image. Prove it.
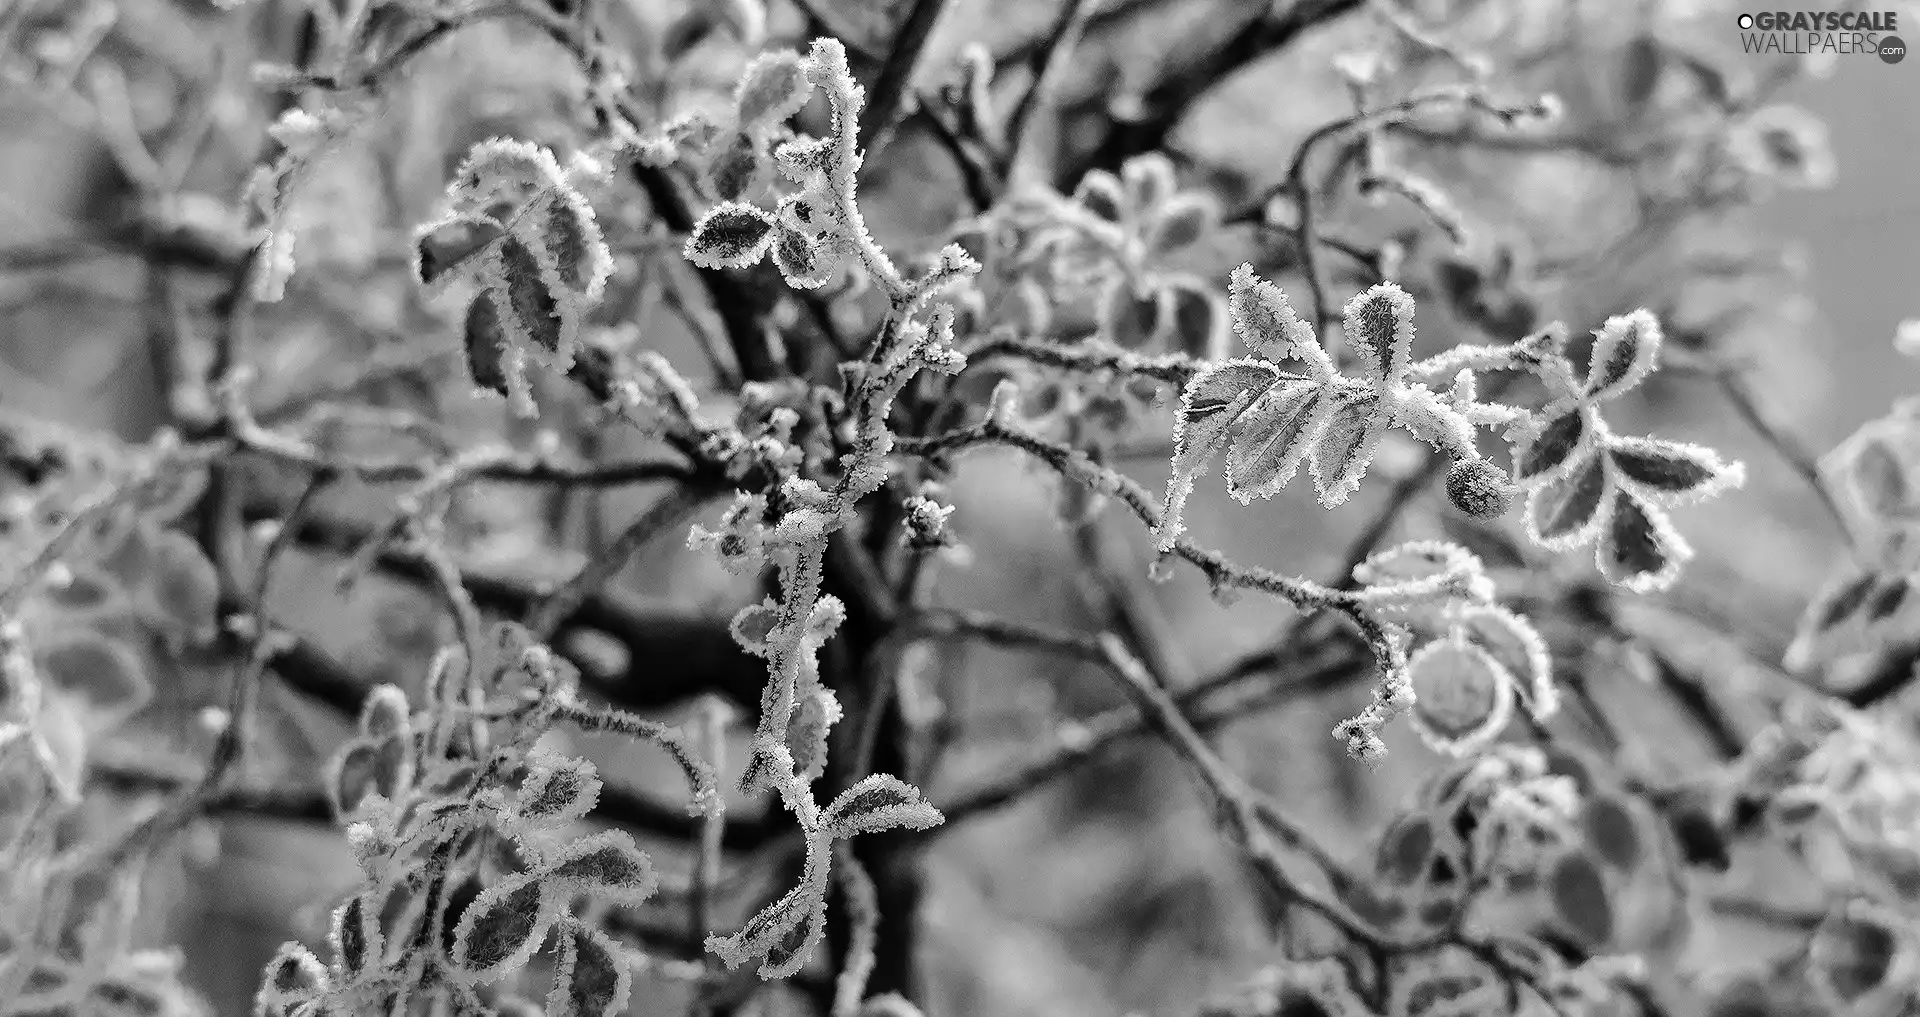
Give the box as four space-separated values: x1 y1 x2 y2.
1155 264 1487 550
0 457 215 1012
658 48 814 209
1731 700 1920 923
259 629 654 1017
703 772 940 979
1068 153 1228 359
1351 542 1555 757
1698 895 1920 1017
0 842 207 1017
1509 312 1745 592
0 431 218 816
682 40 876 290
1342 747 1690 966
1786 398 1920 673
412 138 614 417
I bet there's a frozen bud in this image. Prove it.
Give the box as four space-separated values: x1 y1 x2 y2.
900 495 956 550
1447 457 1515 519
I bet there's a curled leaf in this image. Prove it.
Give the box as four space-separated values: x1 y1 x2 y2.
824 773 943 837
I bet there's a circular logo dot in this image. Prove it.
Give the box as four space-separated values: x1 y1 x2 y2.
1738 13 1754 29
1881 35 1907 63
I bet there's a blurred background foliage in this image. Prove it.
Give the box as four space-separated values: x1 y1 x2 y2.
2 0 1918 1014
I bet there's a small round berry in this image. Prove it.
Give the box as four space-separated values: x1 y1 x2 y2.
1447 457 1516 518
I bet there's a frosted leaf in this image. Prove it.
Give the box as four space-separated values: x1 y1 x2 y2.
823 774 943 837
520 190 613 301
787 685 841 782
1585 310 1661 400
496 237 564 355
685 202 778 269
547 923 632 1017
1406 637 1514 756
1223 381 1327 503
1227 263 1328 371
1164 279 1226 360
514 749 602 825
450 872 559 979
1145 194 1217 258
463 293 512 395
1375 813 1437 884
1354 540 1486 589
357 684 410 741
140 528 220 638
545 832 658 906
257 942 329 1009
1841 431 1914 519
1456 605 1554 720
1580 794 1643 872
759 896 827 979
736 50 814 131
1596 489 1686 592
447 138 566 217
1157 360 1285 549
327 733 412 817
1098 278 1162 350
1546 850 1615 949
35 629 148 718
1072 169 1125 221
1785 569 1920 671
1514 409 1590 482
1526 453 1609 547
1309 390 1389 508
774 225 831 288
330 893 380 976
729 600 781 656
414 215 507 292
708 881 816 971
1608 437 1742 502
1341 282 1417 389
1120 152 1177 219
706 132 770 203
